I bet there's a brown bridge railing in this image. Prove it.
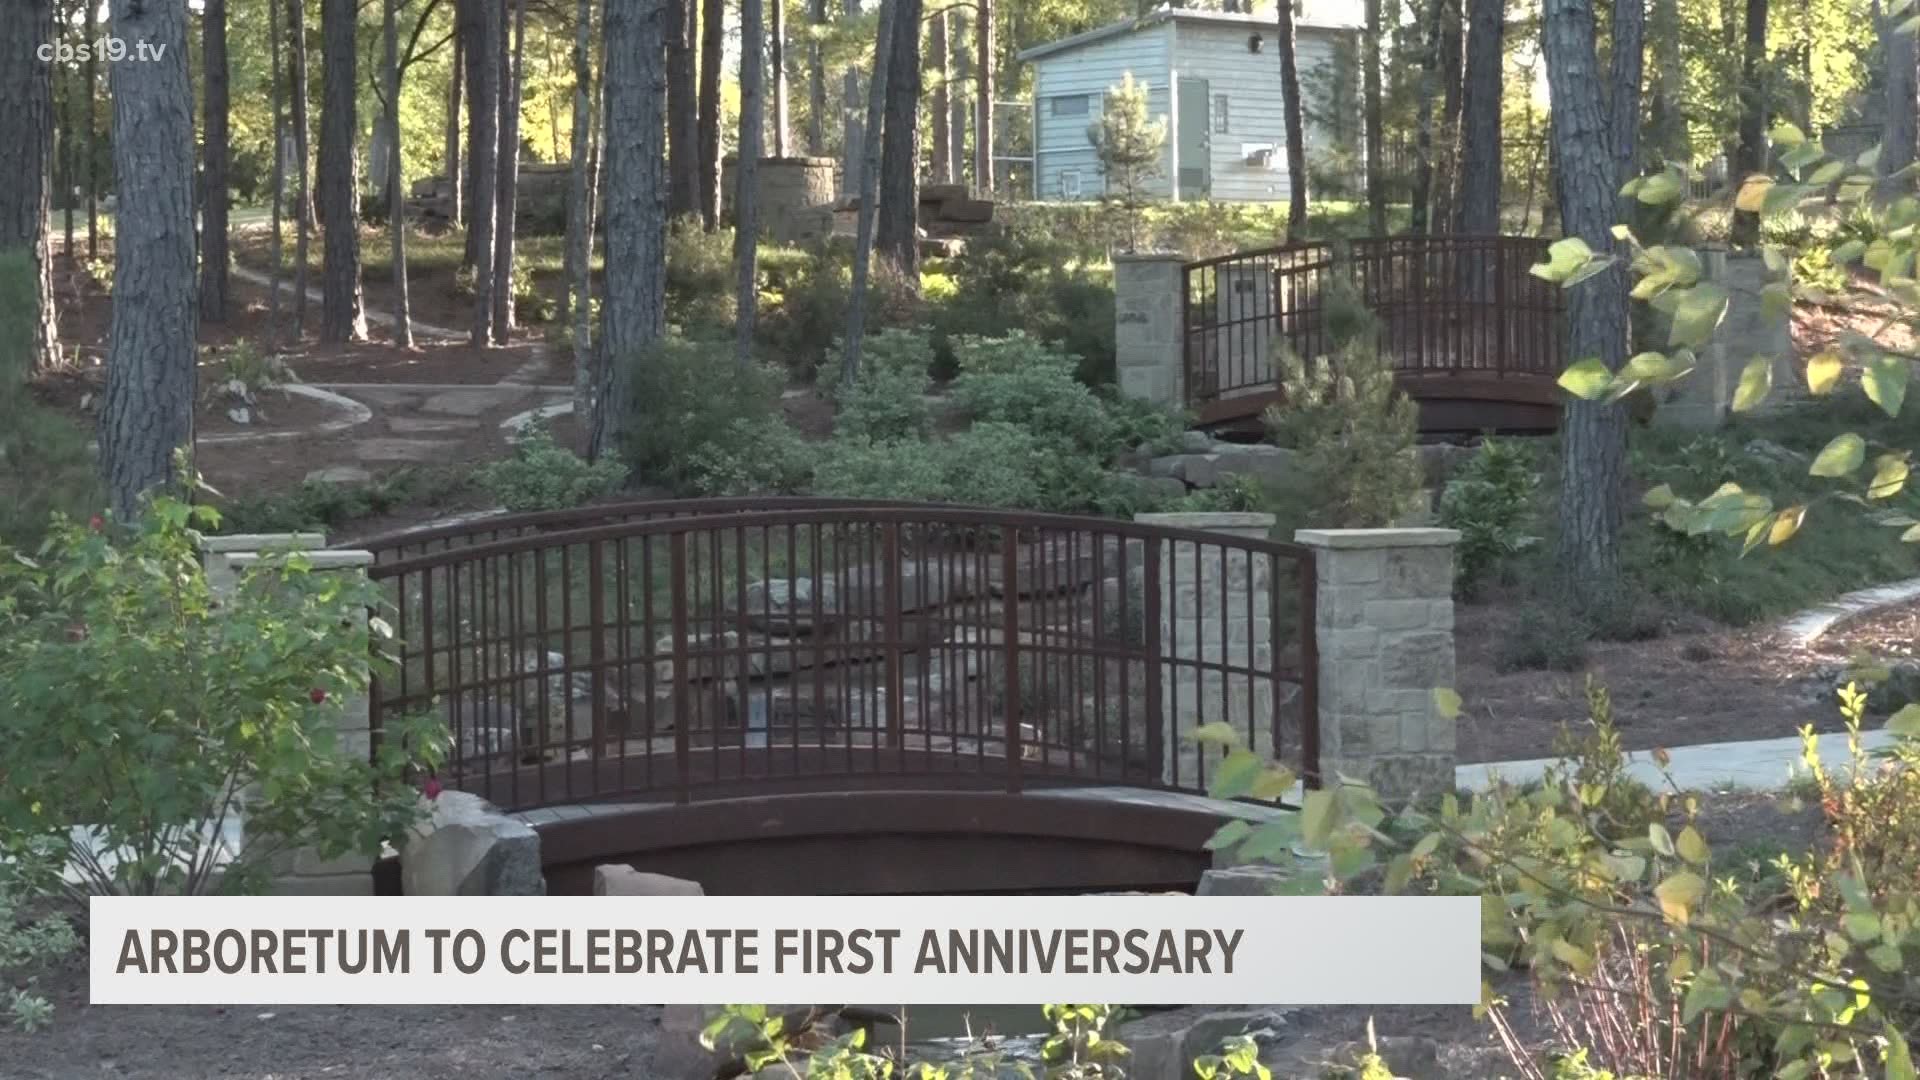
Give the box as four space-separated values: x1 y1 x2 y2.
357 501 1319 811
1182 234 1565 419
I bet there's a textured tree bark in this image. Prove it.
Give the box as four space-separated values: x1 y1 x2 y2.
101 0 196 518
875 0 921 275
319 0 366 342
1608 0 1643 185
201 0 231 323
930 11 952 185
1729 0 1767 246
665 0 699 218
1879 0 1918 200
1364 0 1385 237
491 0 527 341
806 0 827 155
86 0 100 259
1543 0 1639 608
736 0 765 369
567 0 600 431
1433 0 1462 230
592 0 668 460
465 0 500 343
384 0 414 348
841 0 864 198
289 0 313 336
1277 0 1308 242
269 0 287 343
975 0 993 194
841 0 896 386
1451 0 1501 238
697 0 723 229
446 30 464 229
1410 0 1441 233
952 16 970 186
0 0 60 373
62 36 76 266
770 0 789 156
1646 0 1687 168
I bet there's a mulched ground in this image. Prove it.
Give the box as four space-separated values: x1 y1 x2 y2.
1811 595 1920 663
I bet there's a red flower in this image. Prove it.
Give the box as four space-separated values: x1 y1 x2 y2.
88 515 104 532
308 687 327 705
423 777 444 800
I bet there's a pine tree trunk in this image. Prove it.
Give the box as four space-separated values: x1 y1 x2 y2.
384 0 414 348
567 0 599 430
446 30 464 228
319 0 366 342
0 0 60 373
290 0 313 336
466 0 500 344
1609 0 1643 185
101 0 196 518
62 41 76 267
697 0 723 229
86 0 100 260
592 0 669 460
806 0 827 155
666 0 698 218
841 0 864 198
930 11 952 185
1451 0 1501 238
1410 0 1441 233
736 0 765 368
201 0 231 323
1729 0 1767 245
1277 0 1308 242
770 0 789 156
1543 0 1638 608
1364 0 1385 236
975 0 994 194
491 0 527 341
952 17 971 186
1647 0 1687 168
841 0 896 386
1433 0 1463 230
875 0 921 275
270 0 287 343
1879 0 1918 199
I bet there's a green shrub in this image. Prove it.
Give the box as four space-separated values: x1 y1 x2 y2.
1495 605 1589 672
476 418 628 512
620 336 785 491
665 219 737 332
949 332 1123 458
760 249 921 380
930 226 1117 384
0 485 445 900
813 421 1135 513
213 467 472 534
0 252 100 549
830 328 934 441
0 846 74 1031
1261 286 1425 530
681 416 818 496
812 436 948 503
1438 437 1540 596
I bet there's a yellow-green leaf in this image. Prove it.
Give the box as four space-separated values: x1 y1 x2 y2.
1190 721 1239 746
1558 358 1615 400
1300 789 1335 849
1668 284 1731 348
1432 687 1462 719
1888 1025 1916 1080
1734 176 1773 212
1770 120 1807 146
1870 455 1911 500
1806 349 1846 394
1550 938 1595 973
1769 505 1807 546
1643 483 1677 510
1649 823 1676 856
1636 171 1683 205
1890 703 1920 737
1810 433 1866 478
1676 826 1710 865
1864 354 1910 417
1655 871 1707 924
1209 749 1264 800
1732 357 1771 412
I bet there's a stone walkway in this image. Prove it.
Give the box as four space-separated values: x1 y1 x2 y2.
1455 728 1897 793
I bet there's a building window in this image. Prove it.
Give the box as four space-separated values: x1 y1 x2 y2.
1214 95 1230 134
1060 171 1082 198
1050 94 1089 118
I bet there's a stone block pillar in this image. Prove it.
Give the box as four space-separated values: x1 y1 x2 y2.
1653 250 1797 431
1134 512 1279 788
1295 528 1459 801
201 532 385 895
1115 253 1188 409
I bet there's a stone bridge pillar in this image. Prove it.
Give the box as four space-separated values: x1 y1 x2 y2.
201 533 384 895
1652 249 1797 431
1115 253 1187 409
1295 527 1459 801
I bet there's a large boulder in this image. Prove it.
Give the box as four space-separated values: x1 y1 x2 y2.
400 792 544 896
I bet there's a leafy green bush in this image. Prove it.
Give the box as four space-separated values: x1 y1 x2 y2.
830 328 934 441
930 226 1117 385
949 332 1124 458
681 416 818 497
760 249 921 380
0 486 445 900
813 421 1135 513
1495 605 1590 673
665 219 737 332
213 467 473 534
1261 285 1425 530
1438 437 1541 596
476 418 628 512
621 336 786 491
0 847 74 1031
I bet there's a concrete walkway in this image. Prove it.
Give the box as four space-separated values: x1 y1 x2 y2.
1456 727 1899 793
228 264 465 341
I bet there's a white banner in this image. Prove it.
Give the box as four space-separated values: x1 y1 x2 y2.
90 895 1480 1006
